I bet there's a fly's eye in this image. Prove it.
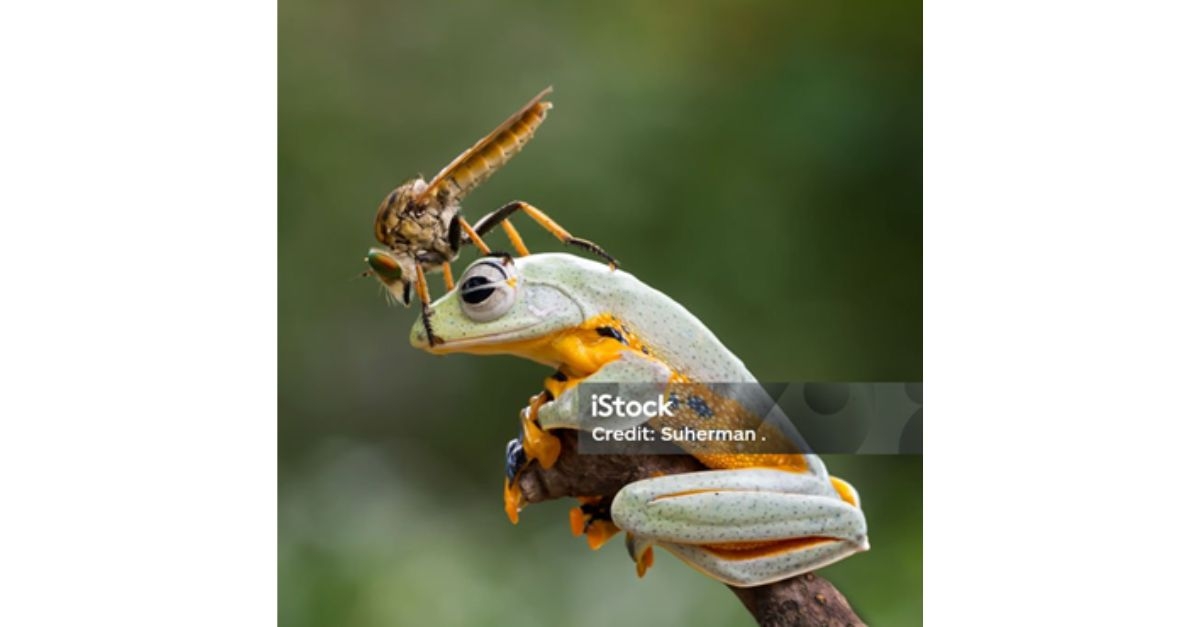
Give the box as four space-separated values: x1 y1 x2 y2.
366 250 403 280
458 260 517 322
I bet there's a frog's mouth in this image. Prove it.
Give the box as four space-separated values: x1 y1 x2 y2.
424 324 542 354
424 325 577 370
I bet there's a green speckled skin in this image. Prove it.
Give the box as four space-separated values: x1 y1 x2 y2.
412 253 869 587
412 253 753 381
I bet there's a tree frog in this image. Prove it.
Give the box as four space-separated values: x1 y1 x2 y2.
410 253 869 587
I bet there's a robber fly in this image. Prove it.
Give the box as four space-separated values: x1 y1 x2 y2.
364 87 617 346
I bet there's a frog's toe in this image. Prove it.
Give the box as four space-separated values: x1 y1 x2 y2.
569 506 587 536
569 497 621 549
625 533 655 578
586 520 620 550
520 404 561 469
503 478 526 525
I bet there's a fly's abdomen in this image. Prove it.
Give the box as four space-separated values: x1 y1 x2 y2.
421 88 553 203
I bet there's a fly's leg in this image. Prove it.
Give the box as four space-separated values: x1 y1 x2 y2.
500 219 531 256
457 215 492 254
412 265 441 346
416 251 455 295
473 201 618 268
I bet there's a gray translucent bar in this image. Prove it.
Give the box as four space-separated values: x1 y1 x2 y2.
571 382 922 455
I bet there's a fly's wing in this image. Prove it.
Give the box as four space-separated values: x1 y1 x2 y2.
418 86 553 205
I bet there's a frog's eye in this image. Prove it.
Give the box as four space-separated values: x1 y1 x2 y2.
458 259 517 322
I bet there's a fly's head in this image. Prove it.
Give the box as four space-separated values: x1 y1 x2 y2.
364 247 417 307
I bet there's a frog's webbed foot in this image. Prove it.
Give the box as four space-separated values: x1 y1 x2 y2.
504 353 671 527
568 496 621 550
611 468 869 587
503 393 565 524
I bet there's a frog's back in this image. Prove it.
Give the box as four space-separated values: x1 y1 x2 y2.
516 254 754 383
517 254 813 468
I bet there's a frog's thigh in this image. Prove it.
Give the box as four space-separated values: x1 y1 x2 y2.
611 468 869 587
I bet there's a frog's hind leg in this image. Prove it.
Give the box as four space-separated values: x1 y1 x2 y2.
611 468 869 587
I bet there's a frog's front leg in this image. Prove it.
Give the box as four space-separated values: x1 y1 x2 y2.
612 467 869 587
502 397 568 526
521 350 675 471
519 392 562 470
504 351 674 529
535 351 675 432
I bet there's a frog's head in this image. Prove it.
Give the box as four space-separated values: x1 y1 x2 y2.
412 253 617 366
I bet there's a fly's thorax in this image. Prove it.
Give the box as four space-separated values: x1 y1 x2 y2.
403 210 450 248
371 179 440 242
374 178 425 246
374 177 466 260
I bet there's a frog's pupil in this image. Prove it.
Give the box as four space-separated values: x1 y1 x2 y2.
461 275 495 304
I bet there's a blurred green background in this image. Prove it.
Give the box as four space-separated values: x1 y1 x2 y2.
280 0 922 625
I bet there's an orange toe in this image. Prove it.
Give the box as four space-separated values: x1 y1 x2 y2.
503 479 524 525
635 546 655 578
568 507 586 537
585 520 620 550
521 399 562 469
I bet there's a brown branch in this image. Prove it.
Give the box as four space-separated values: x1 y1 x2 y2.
517 433 865 627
